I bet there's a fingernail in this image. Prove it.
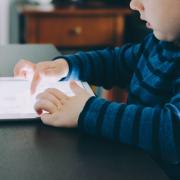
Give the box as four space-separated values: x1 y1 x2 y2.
37 109 42 115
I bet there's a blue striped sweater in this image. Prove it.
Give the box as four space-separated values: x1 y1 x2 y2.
56 33 180 176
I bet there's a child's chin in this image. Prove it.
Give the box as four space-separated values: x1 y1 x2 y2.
153 31 176 42
153 31 166 41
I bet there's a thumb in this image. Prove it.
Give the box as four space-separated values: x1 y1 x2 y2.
41 113 54 126
70 81 84 95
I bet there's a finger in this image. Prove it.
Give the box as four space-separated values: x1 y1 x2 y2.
14 59 35 77
31 72 41 94
15 70 26 79
45 88 69 103
41 113 67 127
36 91 61 107
40 113 59 126
30 63 53 94
34 99 58 114
70 81 84 95
13 59 25 77
43 68 61 80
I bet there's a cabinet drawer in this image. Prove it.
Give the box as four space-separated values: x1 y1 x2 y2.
38 16 115 47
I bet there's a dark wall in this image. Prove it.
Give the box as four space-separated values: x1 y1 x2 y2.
125 12 152 43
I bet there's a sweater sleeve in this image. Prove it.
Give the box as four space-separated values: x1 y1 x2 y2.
56 42 145 89
78 74 180 164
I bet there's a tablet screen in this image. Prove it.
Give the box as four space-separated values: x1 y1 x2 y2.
0 77 89 120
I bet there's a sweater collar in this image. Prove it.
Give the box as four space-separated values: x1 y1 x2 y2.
159 40 180 52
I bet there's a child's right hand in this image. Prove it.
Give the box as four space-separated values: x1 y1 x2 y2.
34 81 93 128
14 59 69 94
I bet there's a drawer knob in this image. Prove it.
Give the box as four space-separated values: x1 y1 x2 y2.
73 26 82 35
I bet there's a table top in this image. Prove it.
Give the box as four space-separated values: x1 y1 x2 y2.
0 45 170 180
0 44 60 76
0 121 169 180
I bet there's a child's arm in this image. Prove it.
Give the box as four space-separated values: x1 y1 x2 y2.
55 34 159 90
34 81 93 128
34 75 180 164
78 76 180 164
54 39 147 90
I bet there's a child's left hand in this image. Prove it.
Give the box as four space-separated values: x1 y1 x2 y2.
34 81 93 127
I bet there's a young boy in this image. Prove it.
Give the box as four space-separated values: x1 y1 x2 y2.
14 0 180 179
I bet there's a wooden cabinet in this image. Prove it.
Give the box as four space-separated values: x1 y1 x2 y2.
38 17 116 47
17 5 131 48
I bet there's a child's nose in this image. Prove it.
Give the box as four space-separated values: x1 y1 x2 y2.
130 0 144 12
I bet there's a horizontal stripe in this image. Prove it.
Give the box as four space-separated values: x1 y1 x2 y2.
152 108 161 158
131 106 143 145
85 53 97 83
95 51 107 84
78 96 97 130
96 101 110 136
74 54 84 79
134 68 171 96
146 59 173 79
113 104 126 141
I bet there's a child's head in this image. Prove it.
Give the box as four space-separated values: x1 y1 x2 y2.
129 0 180 43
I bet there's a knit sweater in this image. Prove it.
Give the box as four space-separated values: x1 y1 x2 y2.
55 33 180 177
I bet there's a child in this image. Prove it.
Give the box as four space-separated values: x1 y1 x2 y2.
14 0 180 179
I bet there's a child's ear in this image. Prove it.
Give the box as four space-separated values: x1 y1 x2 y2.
70 81 83 95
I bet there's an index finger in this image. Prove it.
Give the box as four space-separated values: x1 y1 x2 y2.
31 72 41 95
14 59 35 77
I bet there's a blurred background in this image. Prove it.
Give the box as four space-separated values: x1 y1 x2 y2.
0 0 151 46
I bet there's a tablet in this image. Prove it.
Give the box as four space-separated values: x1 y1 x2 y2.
0 77 94 120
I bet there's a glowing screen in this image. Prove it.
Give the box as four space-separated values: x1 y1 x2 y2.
0 77 85 119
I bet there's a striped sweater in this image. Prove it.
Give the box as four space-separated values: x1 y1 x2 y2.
56 33 180 175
